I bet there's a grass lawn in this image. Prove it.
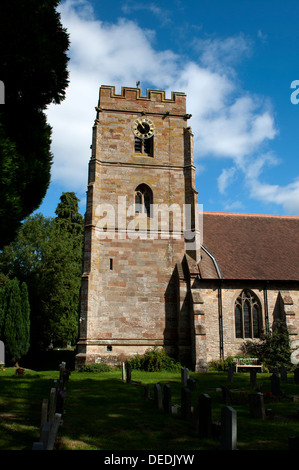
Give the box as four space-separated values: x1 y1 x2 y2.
0 362 299 451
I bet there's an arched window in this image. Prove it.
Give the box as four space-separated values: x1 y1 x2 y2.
134 184 153 217
234 290 262 339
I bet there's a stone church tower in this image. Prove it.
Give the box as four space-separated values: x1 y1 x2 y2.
76 85 201 368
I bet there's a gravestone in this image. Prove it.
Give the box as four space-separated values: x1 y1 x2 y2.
40 421 51 448
40 398 48 432
126 363 131 383
280 366 287 383
220 385 232 405
122 362 126 381
181 387 192 420
249 393 265 419
48 388 57 424
154 383 163 410
187 378 196 390
198 394 212 438
163 384 172 414
181 367 189 386
144 384 151 400
270 371 281 396
250 369 257 388
220 406 237 450
228 367 234 383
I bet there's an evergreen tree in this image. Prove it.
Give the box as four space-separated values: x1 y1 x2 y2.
41 193 84 347
0 193 84 350
0 0 69 249
2 279 30 365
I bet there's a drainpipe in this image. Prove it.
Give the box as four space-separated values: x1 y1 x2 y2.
198 245 224 360
264 282 269 333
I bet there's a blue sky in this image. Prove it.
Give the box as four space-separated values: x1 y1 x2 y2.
40 0 299 218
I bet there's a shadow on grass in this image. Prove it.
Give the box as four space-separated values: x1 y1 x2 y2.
1 367 299 451
58 373 218 451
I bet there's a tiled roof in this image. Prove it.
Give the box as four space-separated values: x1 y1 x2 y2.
199 212 299 281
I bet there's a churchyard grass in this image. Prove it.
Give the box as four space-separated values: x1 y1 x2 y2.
0 364 299 450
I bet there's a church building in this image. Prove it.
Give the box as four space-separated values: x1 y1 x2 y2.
75 85 299 371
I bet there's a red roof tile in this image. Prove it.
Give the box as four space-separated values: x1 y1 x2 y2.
199 212 299 281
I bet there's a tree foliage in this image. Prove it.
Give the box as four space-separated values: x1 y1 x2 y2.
0 0 69 249
0 193 84 350
0 278 30 365
241 321 292 371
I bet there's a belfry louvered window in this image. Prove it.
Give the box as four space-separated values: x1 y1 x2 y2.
134 136 153 156
234 290 262 339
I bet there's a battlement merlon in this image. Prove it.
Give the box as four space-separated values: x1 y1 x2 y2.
96 85 190 118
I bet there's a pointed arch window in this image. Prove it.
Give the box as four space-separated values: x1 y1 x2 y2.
134 184 153 217
234 290 262 339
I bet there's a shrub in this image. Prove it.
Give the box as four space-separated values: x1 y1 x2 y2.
241 321 292 371
127 347 182 372
208 356 235 371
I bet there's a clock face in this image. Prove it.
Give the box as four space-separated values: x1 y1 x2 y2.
132 117 154 139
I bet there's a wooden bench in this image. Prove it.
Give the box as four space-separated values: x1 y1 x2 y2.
234 357 263 372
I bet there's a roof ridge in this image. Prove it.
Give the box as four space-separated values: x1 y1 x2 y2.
203 211 299 219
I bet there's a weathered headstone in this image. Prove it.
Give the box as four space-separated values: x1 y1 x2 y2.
122 362 126 381
40 398 48 432
48 388 57 424
144 384 151 400
187 378 196 390
198 394 212 438
221 385 232 405
181 367 189 386
40 421 51 448
154 383 163 410
270 371 281 396
250 369 257 388
126 363 131 383
220 406 237 450
46 413 61 450
181 387 192 420
249 392 265 419
163 384 172 414
280 366 287 383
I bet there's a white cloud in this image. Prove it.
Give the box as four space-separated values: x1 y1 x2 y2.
247 177 299 214
45 0 299 215
218 167 237 194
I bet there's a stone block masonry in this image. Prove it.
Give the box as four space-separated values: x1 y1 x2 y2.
76 86 200 368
